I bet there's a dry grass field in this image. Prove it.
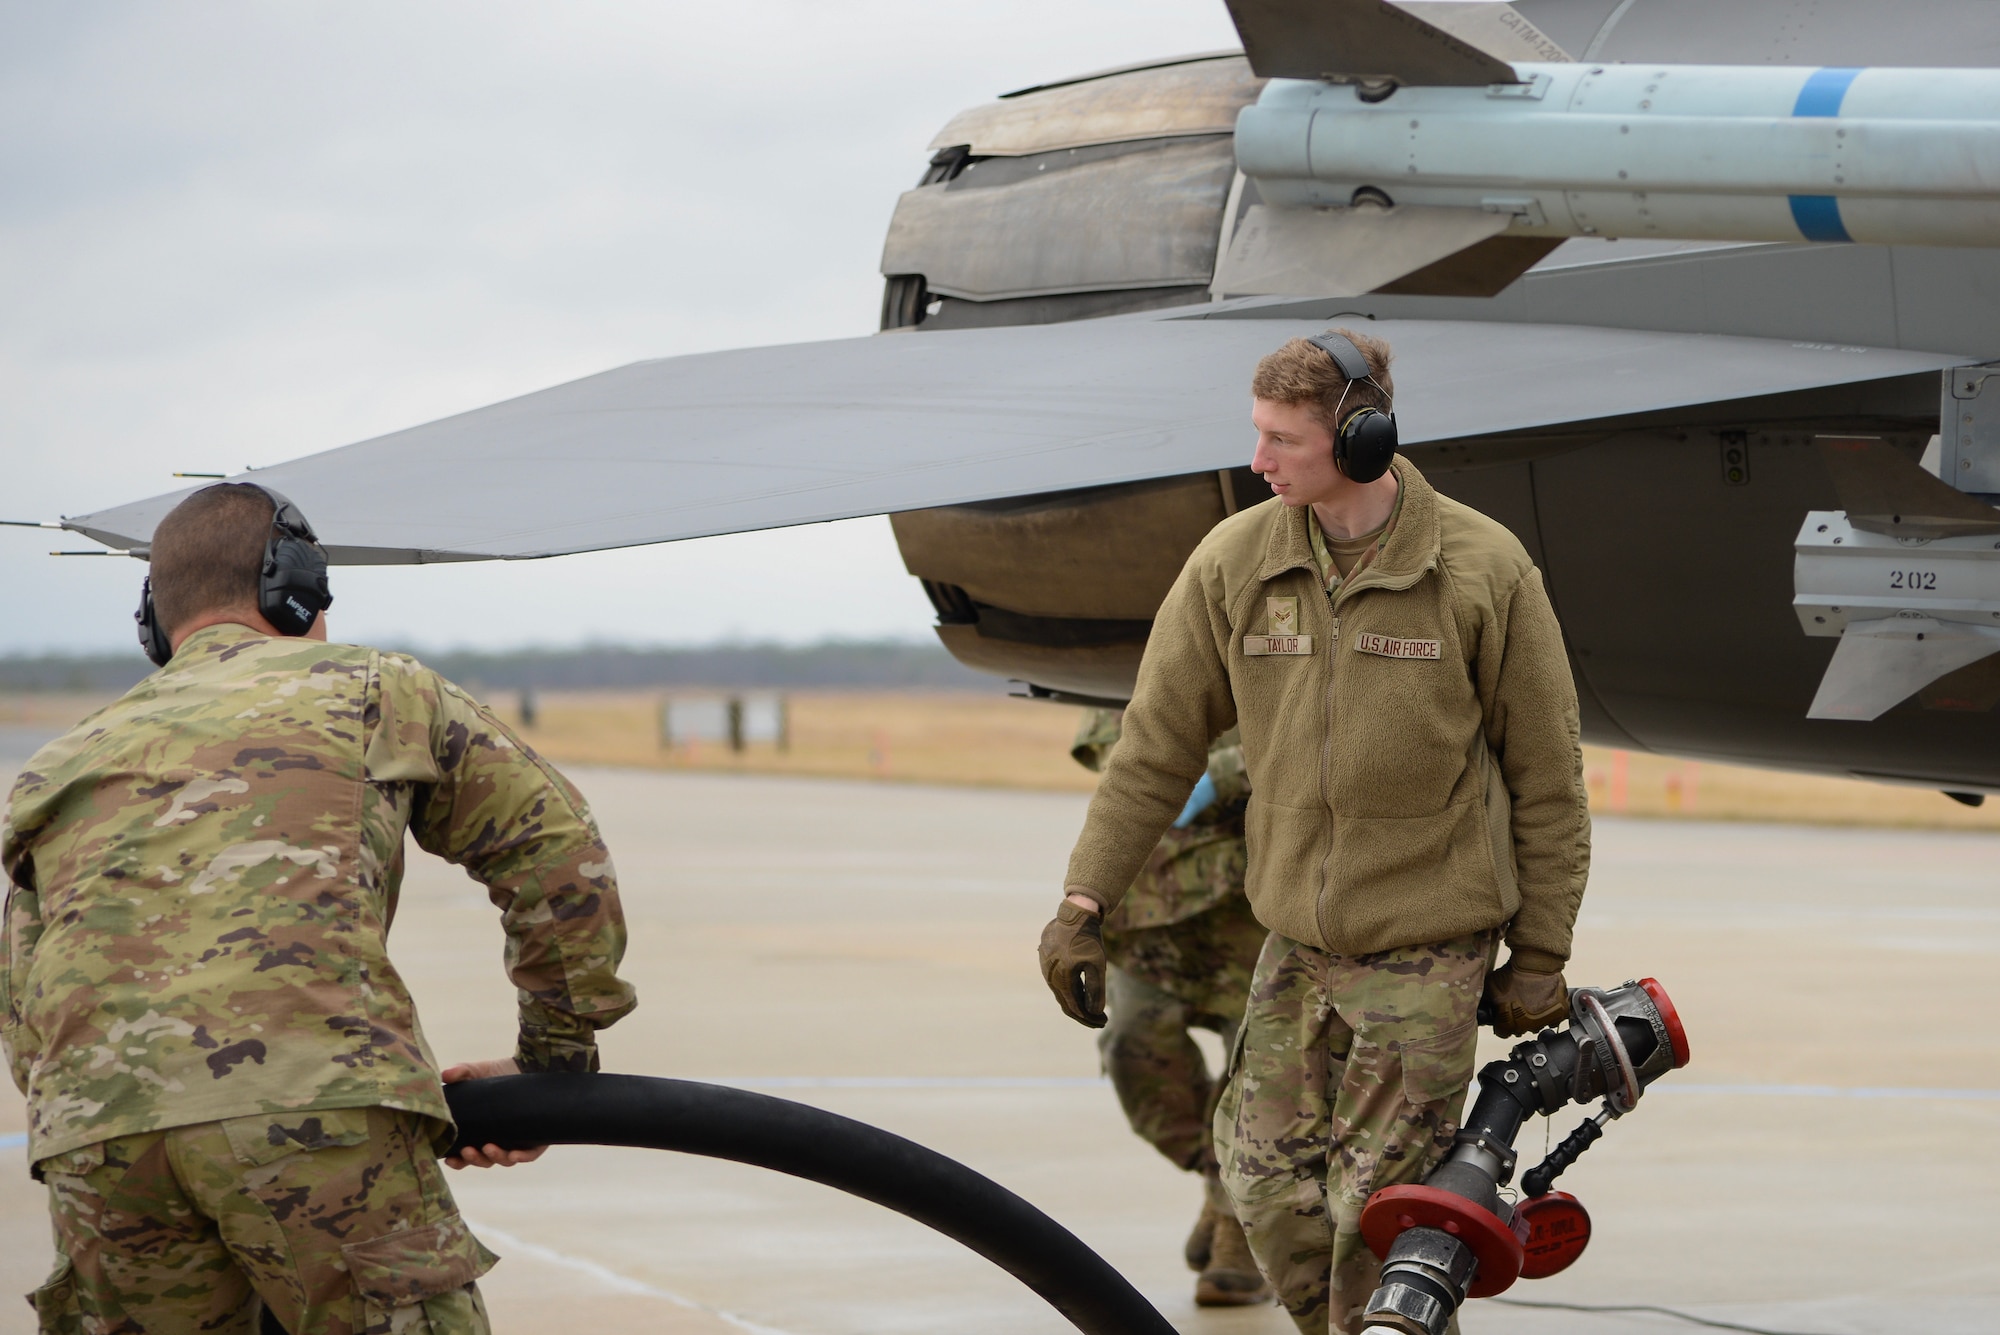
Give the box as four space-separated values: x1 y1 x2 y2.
506 689 2000 831
520 689 1103 792
0 694 109 731
6 687 1997 830
1569 744 2000 828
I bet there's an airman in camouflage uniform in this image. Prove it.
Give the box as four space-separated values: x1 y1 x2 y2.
1040 332 1589 1335
3 485 637 1334
1069 709 1270 1307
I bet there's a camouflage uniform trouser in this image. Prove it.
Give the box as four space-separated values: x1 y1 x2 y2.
28 1106 496 1335
1214 930 1494 1335
1100 895 1268 1173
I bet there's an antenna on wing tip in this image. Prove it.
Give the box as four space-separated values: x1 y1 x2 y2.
3 519 147 558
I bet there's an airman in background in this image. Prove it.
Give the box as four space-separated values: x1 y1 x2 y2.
1068 708 1271 1308
2 483 638 1335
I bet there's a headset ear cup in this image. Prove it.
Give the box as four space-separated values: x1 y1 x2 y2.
259 533 331 636
135 576 171 667
1336 409 1398 484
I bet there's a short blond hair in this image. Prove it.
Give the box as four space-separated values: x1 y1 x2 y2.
1251 327 1394 436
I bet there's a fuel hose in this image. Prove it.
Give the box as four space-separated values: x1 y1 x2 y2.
444 1073 1180 1335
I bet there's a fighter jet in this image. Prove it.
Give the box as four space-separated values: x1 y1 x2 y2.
40 0 2000 795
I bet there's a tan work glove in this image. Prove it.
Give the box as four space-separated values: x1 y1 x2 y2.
1038 900 1108 1028
1483 960 1569 1037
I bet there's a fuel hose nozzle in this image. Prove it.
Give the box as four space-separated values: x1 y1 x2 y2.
1358 978 1690 1335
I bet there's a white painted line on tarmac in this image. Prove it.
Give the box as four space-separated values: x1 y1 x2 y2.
697 1075 1105 1090
1656 1082 2000 1102
0 1083 1986 1163
469 1221 800 1335
698 1076 2000 1101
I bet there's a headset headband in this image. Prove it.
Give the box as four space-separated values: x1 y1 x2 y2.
1305 332 1374 385
243 483 320 546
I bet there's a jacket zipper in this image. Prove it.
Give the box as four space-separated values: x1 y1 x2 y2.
1317 581 1339 944
1286 500 1436 948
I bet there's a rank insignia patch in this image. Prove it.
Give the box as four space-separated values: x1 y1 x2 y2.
1265 597 1299 636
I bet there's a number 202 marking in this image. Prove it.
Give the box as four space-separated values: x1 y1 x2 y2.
1889 570 1938 590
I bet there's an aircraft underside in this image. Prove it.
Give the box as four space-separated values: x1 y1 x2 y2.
881 1 2000 791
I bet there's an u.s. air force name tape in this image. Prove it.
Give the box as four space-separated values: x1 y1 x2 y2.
1244 634 1314 656
1244 632 1442 658
1353 633 1441 660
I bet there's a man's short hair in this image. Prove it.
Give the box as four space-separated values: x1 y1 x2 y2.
1251 327 1394 437
148 484 276 637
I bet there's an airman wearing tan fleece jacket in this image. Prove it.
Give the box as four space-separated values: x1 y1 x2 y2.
1038 329 1590 1335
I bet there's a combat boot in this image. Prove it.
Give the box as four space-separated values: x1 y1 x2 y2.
1184 1171 1228 1271
1194 1210 1271 1307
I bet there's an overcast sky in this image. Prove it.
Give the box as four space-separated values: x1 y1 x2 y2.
0 1 1244 655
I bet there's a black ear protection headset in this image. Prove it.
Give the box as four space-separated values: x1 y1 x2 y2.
136 483 333 667
1304 331 1399 484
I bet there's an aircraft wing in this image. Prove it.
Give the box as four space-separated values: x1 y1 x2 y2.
63 312 1964 563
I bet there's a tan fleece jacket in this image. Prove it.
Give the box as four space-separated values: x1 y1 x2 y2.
1063 459 1590 967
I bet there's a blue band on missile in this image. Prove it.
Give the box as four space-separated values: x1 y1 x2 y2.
1789 195 1850 243
1793 66 1862 118
1788 67 1862 243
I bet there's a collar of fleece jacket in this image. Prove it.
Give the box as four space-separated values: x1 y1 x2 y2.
1255 459 1441 588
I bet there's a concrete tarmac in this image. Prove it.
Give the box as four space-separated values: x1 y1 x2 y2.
1 760 1995 1334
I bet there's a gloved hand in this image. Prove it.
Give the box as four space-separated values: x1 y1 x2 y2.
1483 961 1569 1037
1038 899 1108 1028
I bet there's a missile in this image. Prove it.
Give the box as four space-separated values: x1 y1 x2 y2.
1234 64 2000 248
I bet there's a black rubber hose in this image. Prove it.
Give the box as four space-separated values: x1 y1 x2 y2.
445 1073 1180 1335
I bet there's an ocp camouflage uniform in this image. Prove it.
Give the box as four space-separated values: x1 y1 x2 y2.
1214 931 1492 1335
33 1108 489 1335
1069 710 1264 1179
2 625 639 1334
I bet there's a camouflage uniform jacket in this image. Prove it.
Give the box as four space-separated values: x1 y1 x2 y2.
1 625 638 1164
1071 709 1249 933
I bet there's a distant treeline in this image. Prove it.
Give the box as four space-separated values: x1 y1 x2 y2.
0 653 150 693
0 640 992 694
422 642 990 692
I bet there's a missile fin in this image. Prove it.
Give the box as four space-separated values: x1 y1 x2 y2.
1212 203 1529 298
1394 3 1573 66
1818 436 2000 540
1222 0 1520 86
1807 617 2000 721
1368 234 1564 297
